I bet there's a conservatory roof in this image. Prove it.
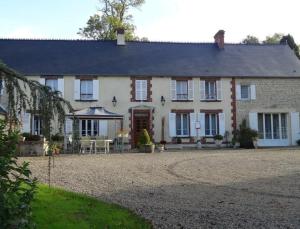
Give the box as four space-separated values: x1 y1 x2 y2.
67 107 123 119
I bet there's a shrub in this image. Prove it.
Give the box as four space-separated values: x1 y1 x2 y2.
297 139 300 146
176 137 182 144
138 129 152 146
51 133 64 142
214 134 223 140
21 132 31 139
0 120 37 228
238 119 258 149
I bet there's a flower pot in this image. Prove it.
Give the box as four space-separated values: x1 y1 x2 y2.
233 142 240 149
253 139 258 149
215 140 222 147
196 141 202 149
158 145 164 152
139 144 155 153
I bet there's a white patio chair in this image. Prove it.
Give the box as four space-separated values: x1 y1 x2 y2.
95 139 106 154
80 140 93 154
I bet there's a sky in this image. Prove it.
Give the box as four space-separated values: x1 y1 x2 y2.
0 0 299 44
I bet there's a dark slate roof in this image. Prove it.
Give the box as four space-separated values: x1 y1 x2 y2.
0 39 300 77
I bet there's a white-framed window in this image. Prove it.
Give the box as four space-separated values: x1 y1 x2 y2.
80 80 93 100
176 113 190 136
80 119 107 137
241 85 251 100
45 78 58 91
32 115 42 135
135 79 147 101
171 79 194 101
258 113 287 140
236 84 256 100
205 113 219 136
205 81 217 100
176 81 188 100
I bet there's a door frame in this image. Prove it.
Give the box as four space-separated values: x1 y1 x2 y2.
131 109 152 148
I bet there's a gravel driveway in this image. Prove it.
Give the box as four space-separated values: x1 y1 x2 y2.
23 149 300 228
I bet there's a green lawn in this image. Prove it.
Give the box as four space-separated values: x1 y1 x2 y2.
32 185 152 229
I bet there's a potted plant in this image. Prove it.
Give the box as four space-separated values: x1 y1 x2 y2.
176 137 182 144
237 119 259 149
159 140 167 151
51 133 64 151
196 139 202 149
214 134 223 147
49 143 61 155
138 129 155 153
231 137 240 149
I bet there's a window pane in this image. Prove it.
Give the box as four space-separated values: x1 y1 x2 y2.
93 120 99 136
265 114 272 139
81 120 86 136
182 114 189 135
176 81 188 100
33 116 42 135
176 114 182 135
205 114 210 135
258 113 264 139
241 85 250 99
211 114 216 136
87 120 92 136
80 80 93 100
273 114 280 139
281 114 287 139
46 79 58 91
205 81 216 100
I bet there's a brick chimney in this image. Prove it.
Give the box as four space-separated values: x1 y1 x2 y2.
116 28 125 46
214 30 225 49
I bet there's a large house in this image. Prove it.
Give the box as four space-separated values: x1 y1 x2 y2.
0 30 300 147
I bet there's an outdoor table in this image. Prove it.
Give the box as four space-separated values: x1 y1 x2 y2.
88 139 113 154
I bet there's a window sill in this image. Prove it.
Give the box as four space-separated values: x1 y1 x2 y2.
172 100 193 102
75 100 98 102
132 99 152 102
200 100 221 102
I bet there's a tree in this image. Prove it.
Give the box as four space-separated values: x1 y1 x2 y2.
280 34 300 59
242 35 260 44
0 62 72 138
0 58 74 225
263 33 284 44
0 120 37 228
78 0 145 41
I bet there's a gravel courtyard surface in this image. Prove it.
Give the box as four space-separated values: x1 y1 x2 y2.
23 149 300 228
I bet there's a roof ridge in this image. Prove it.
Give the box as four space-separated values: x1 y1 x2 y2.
0 38 287 46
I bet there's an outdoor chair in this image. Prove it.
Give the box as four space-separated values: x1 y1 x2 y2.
81 136 91 141
95 139 106 154
80 140 93 154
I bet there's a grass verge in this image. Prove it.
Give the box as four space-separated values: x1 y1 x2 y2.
32 184 152 229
